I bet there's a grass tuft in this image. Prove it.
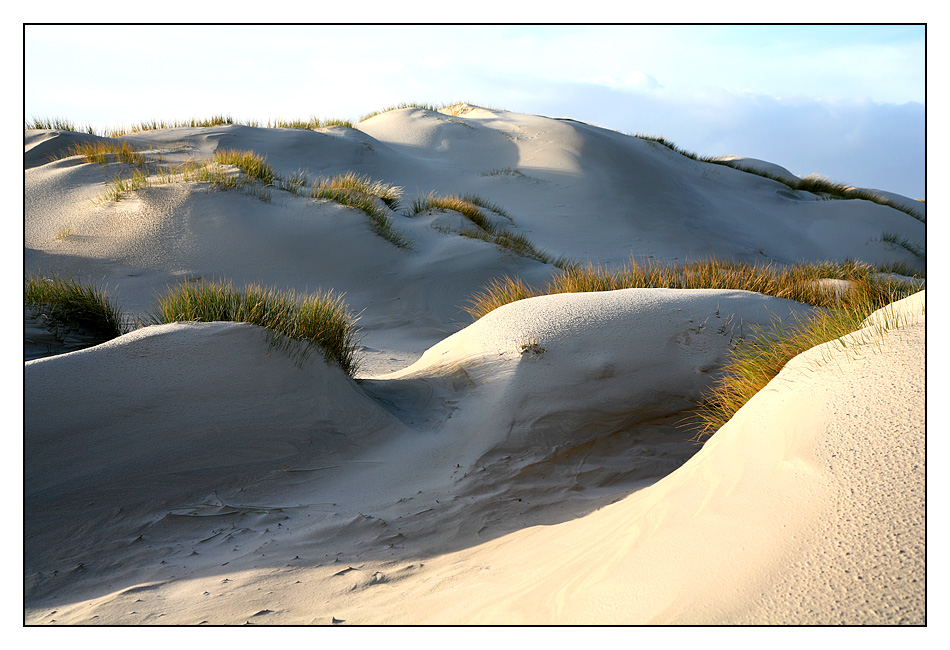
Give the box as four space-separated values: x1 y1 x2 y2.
212 149 275 185
482 167 525 178
310 173 410 248
100 168 150 202
69 140 150 167
410 192 570 267
464 256 921 441
25 273 128 341
267 116 354 130
880 231 925 259
464 256 921 320
148 279 361 376
635 133 924 221
691 288 917 438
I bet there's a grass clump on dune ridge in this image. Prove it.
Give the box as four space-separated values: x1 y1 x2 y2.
25 273 128 341
31 113 356 137
310 173 410 248
24 273 363 375
692 288 920 438
74 142 411 247
212 149 275 185
465 256 920 441
312 172 403 211
635 133 924 222
411 192 572 268
266 116 354 130
465 256 920 320
69 140 153 167
106 115 236 136
357 101 501 123
148 279 361 376
26 116 98 134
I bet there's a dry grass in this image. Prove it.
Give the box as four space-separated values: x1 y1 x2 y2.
25 273 128 341
691 288 918 438
69 140 152 167
636 133 924 222
464 256 915 320
211 149 275 185
148 279 362 375
464 256 921 442
412 192 571 267
310 173 410 248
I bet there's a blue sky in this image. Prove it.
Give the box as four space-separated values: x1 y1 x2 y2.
24 24 926 198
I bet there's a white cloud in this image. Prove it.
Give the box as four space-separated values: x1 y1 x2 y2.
585 71 662 91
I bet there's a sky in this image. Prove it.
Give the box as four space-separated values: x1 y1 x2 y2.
24 23 926 198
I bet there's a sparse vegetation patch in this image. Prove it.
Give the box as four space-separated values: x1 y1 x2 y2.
880 231 925 259
266 117 354 130
25 273 128 342
71 141 411 246
465 256 921 320
148 279 362 375
635 133 924 222
465 256 921 442
310 173 410 248
212 149 275 185
411 192 571 267
482 167 525 178
692 289 919 439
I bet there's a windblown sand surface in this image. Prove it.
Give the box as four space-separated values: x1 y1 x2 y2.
24 105 925 625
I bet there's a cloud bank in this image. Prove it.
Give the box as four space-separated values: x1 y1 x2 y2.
505 82 925 200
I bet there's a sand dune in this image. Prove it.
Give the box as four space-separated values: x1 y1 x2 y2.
24 105 925 624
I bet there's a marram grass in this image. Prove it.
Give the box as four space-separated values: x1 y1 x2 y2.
411 192 572 268
26 116 97 134
70 140 151 168
100 169 150 202
73 142 412 247
880 231 925 259
310 173 410 248
212 149 275 185
635 133 924 222
464 256 920 320
691 288 919 439
148 279 361 376
25 273 128 341
464 256 921 442
266 116 354 130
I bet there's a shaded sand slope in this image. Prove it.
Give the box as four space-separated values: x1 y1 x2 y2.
24 291 924 624
25 105 924 372
25 288 816 622
24 322 406 604
272 291 924 626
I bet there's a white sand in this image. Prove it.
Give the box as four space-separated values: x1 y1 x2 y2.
23 105 926 625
